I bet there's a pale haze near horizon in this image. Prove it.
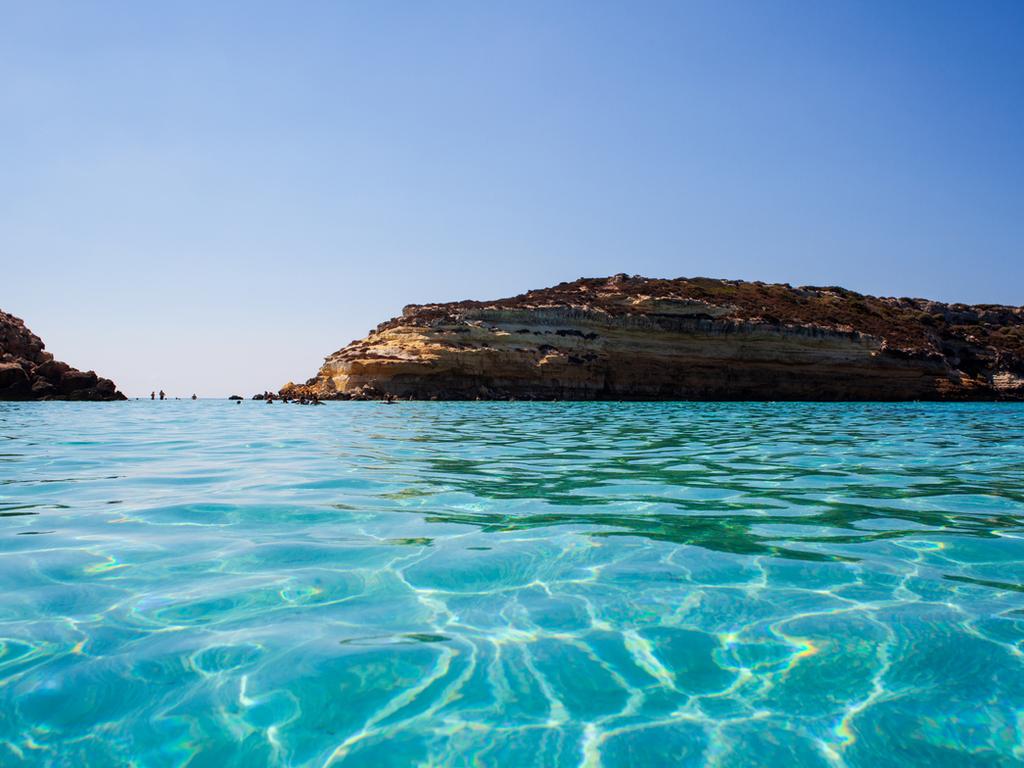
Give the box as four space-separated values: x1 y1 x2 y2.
2 1 1022 397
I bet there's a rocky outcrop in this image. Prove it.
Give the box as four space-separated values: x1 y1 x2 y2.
283 275 1024 401
0 310 125 401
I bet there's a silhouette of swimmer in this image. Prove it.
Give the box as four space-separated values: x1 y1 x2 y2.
191 394 197 400
159 390 165 400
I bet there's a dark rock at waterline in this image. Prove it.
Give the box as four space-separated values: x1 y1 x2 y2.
0 310 126 401
58 369 98 395
0 362 31 394
31 379 58 398
228 395 244 400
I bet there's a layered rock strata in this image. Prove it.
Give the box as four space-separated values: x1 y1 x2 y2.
283 275 1024 401
0 309 125 401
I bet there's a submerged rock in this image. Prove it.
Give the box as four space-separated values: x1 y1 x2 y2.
0 309 126 401
285 275 1024 401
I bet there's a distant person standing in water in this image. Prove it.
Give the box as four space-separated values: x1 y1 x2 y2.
150 391 155 400
191 394 197 400
159 390 165 400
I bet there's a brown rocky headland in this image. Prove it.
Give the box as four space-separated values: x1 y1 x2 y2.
0 309 126 401
281 275 1024 402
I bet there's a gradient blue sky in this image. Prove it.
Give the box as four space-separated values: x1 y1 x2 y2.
3 1 1022 396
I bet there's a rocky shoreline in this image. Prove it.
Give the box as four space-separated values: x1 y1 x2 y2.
0 309 125 401
281 275 1024 402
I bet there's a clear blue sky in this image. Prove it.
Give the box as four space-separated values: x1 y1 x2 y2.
2 1 1022 397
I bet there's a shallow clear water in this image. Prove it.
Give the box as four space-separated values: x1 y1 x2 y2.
2 401 1024 767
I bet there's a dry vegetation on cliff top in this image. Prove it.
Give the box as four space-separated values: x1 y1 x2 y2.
378 275 1024 372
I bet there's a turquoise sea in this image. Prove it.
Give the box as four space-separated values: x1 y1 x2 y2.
2 401 1024 767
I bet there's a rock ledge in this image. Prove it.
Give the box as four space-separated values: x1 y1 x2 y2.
282 275 1024 401
0 309 126 401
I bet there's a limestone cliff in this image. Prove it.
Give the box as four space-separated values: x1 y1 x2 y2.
0 309 125 401
283 275 1024 401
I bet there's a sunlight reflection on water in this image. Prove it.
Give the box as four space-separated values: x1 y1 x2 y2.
1 401 1023 766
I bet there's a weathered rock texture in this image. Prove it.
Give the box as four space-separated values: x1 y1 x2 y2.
0 310 125 401
284 275 1024 401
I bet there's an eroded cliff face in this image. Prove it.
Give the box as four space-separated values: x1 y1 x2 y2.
284 275 1024 401
0 310 126 401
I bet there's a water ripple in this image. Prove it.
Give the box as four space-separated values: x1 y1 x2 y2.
1 401 1023 766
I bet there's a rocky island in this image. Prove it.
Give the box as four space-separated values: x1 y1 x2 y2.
281 275 1024 402
0 309 125 401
